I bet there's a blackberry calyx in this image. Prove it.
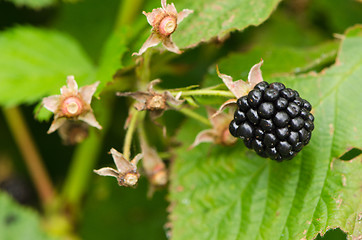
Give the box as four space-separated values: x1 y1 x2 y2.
230 81 314 161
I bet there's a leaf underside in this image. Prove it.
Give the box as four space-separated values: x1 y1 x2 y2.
169 25 362 240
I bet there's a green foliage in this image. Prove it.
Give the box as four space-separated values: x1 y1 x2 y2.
79 178 168 240
0 192 54 240
52 0 121 62
173 0 282 48
169 26 362 240
1 0 362 239
0 26 95 107
4 0 55 9
95 27 129 96
308 0 362 34
204 41 339 88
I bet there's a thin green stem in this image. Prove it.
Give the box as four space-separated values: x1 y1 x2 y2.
123 110 145 160
178 108 212 127
171 89 234 98
136 49 153 88
116 0 144 28
3 107 55 206
137 117 147 147
62 97 114 207
62 129 102 206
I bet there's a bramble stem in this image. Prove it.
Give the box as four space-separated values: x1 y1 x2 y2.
3 107 55 206
136 49 152 87
137 118 147 147
62 129 103 206
177 108 212 127
123 110 145 160
116 0 144 28
171 89 234 98
62 97 114 207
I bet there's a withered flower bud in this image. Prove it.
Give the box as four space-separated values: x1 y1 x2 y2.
42 76 102 134
190 107 237 149
133 0 193 56
94 148 143 187
140 139 167 187
58 121 89 145
117 79 183 119
214 60 264 116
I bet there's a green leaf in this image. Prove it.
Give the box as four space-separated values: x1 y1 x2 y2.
0 26 95 107
4 0 55 9
95 27 130 96
203 41 339 88
308 0 362 34
249 9 327 48
169 25 362 240
0 192 54 240
52 0 121 62
173 0 282 49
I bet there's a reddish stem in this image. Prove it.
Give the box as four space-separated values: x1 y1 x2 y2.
3 107 55 206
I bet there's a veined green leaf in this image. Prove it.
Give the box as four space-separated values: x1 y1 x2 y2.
170 25 362 240
0 26 95 107
173 0 282 49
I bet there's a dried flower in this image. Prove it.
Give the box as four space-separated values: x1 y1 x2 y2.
117 79 183 119
133 0 193 56
214 60 264 116
140 139 167 187
42 76 102 134
190 107 237 149
94 148 143 187
58 121 89 145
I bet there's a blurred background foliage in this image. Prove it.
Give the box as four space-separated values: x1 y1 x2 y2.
0 0 361 239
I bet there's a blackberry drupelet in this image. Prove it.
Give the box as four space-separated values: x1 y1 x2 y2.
229 81 314 161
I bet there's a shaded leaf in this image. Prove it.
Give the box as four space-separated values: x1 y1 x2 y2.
249 9 327 48
170 26 362 240
204 41 339 88
80 178 168 240
0 192 54 240
95 27 129 96
308 0 362 34
52 0 120 62
195 41 339 107
4 0 55 9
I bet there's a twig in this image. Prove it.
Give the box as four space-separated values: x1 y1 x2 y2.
3 107 55 206
123 109 144 160
171 89 234 98
178 108 212 127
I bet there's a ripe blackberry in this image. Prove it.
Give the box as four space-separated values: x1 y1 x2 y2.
229 81 314 161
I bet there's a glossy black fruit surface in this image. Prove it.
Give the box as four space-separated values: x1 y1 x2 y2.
232 81 314 161
247 89 263 107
